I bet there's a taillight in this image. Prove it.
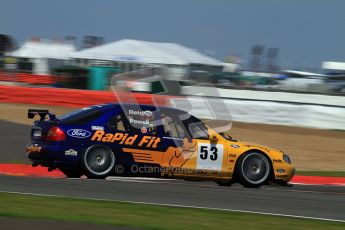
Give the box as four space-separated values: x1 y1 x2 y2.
45 126 66 141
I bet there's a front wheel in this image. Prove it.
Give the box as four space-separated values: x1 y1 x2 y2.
81 145 115 179
236 152 271 188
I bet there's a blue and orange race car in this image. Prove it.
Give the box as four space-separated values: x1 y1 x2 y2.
26 103 294 187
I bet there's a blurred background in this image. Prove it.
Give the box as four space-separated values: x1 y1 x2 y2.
0 1 345 229
0 0 344 170
1 0 345 94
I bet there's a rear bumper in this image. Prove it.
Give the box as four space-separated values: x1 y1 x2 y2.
26 142 81 168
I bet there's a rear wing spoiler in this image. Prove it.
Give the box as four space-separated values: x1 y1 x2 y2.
28 109 56 120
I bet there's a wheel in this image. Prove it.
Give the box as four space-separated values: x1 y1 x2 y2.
236 152 271 188
59 167 82 178
81 145 115 179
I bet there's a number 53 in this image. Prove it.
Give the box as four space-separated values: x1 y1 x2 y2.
200 146 218 161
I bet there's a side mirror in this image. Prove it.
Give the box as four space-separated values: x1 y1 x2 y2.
210 135 218 143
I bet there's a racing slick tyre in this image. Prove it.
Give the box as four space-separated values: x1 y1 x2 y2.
236 151 271 188
81 145 116 179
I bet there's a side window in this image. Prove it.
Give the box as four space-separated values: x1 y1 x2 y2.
176 123 186 138
107 114 126 131
189 123 209 139
63 109 103 125
161 114 187 138
162 116 178 137
184 116 209 140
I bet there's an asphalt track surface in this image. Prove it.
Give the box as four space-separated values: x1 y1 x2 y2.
0 120 345 223
0 119 30 163
1 175 344 222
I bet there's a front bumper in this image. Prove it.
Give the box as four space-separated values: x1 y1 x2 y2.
273 163 295 182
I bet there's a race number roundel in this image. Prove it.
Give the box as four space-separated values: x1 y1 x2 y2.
196 143 224 171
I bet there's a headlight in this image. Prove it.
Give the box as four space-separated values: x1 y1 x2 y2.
283 153 291 164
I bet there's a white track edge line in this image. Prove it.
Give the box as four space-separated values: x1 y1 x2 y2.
0 190 344 223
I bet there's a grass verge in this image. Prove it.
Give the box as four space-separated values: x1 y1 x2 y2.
0 192 344 230
296 171 345 177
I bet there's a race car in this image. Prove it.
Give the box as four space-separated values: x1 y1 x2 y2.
26 103 294 187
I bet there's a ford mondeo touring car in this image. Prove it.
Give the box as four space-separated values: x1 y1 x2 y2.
26 103 294 187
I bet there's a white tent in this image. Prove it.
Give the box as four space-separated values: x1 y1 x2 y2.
322 61 345 71
8 39 76 74
72 39 222 66
10 39 76 59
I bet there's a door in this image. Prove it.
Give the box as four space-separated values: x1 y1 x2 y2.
159 112 230 179
111 106 165 169
183 116 230 178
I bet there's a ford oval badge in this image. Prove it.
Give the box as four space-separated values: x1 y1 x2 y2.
67 129 91 138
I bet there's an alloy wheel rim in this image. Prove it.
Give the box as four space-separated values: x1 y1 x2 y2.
241 152 270 185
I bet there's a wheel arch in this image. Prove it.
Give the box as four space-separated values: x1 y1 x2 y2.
83 144 114 154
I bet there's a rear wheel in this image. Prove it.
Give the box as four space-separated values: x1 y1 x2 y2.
236 152 271 188
81 145 115 179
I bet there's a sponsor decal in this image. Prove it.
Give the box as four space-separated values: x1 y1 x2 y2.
129 118 150 125
231 144 239 149
91 126 104 131
162 136 183 141
67 129 91 138
141 127 147 133
26 144 42 153
277 169 285 173
228 154 236 158
33 130 41 137
273 159 283 163
129 110 152 116
65 149 78 156
91 130 161 148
